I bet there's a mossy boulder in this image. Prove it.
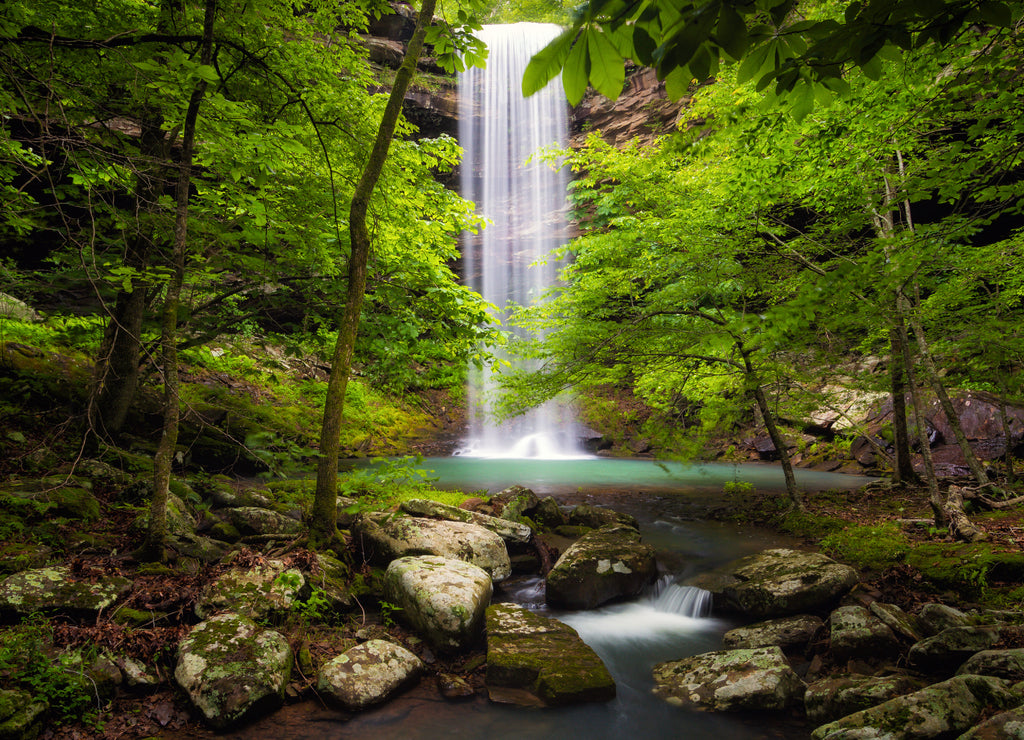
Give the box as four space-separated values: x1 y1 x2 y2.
491 486 539 522
829 605 901 662
811 674 1019 739
652 646 805 712
804 673 925 724
485 602 615 707
0 688 47 740
316 639 424 710
722 614 824 651
957 648 1024 681
0 566 131 617
384 556 492 653
195 560 306 621
174 613 292 730
545 524 657 609
567 503 638 530
908 626 1004 674
400 498 533 544
223 507 302 537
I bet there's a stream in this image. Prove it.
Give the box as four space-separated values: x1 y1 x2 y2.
220 458 874 740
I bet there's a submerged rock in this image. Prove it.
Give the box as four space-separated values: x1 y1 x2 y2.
485 602 615 707
717 549 859 618
174 613 292 730
354 513 511 581
384 556 492 653
316 639 424 710
651 646 805 712
545 524 656 609
811 674 1019 739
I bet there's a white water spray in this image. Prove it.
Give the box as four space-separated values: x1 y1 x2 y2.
457 24 587 459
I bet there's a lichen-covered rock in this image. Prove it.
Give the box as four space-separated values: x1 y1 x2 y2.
804 673 924 724
651 646 805 712
830 605 901 662
400 498 533 544
0 293 41 322
306 553 354 612
567 503 638 530
718 549 859 618
0 566 131 617
811 674 1019 739
224 507 302 537
0 688 47 740
354 513 511 581
545 524 656 609
958 704 1024 739
908 626 1003 674
532 496 567 529
723 614 824 651
194 560 305 620
174 613 292 730
316 639 424 710
870 601 924 642
957 648 1024 681
384 556 491 652
491 486 539 522
918 603 971 635
485 602 615 706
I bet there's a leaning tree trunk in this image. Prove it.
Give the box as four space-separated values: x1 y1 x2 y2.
310 0 438 546
139 0 216 561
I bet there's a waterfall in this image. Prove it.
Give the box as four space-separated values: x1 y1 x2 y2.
457 23 587 459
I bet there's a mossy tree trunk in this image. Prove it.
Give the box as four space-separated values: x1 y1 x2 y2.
310 0 438 547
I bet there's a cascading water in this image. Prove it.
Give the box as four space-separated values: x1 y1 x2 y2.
457 23 587 459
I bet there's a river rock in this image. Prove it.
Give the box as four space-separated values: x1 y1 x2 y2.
810 674 1019 739
908 626 1003 674
918 602 971 634
0 688 47 740
958 704 1024 738
651 646 805 712
533 496 567 529
400 498 533 544
870 601 924 642
717 549 859 618
485 602 615 706
567 503 638 530
830 605 901 662
957 648 1024 681
545 524 657 609
354 513 511 581
491 486 540 522
384 556 492 652
804 673 925 724
722 614 824 651
224 506 302 536
0 566 131 617
174 613 292 730
194 560 306 620
316 639 424 710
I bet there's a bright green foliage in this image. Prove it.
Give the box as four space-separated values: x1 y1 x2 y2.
523 0 1022 108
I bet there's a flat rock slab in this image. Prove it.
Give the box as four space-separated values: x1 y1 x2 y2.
174 613 292 730
400 499 533 544
545 524 656 609
354 513 511 581
652 646 805 712
194 559 305 620
0 566 131 617
719 549 859 618
723 614 824 651
811 674 1019 740
384 556 492 653
316 639 424 710
485 602 615 707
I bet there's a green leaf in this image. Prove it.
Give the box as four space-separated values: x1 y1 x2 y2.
716 4 749 61
664 66 692 100
736 43 770 84
563 31 590 104
978 1 1012 26
860 54 883 80
523 27 576 98
587 27 626 100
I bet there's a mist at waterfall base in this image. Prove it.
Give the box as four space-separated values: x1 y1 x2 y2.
457 23 586 460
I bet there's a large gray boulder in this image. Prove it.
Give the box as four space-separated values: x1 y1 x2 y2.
316 639 424 710
224 507 302 536
354 513 511 581
485 602 615 707
811 674 1019 739
716 549 859 618
384 556 492 652
723 614 824 651
908 626 1003 674
174 613 292 730
830 605 901 662
804 673 925 724
652 646 805 712
545 524 657 609
0 566 131 617
194 560 306 621
400 498 533 544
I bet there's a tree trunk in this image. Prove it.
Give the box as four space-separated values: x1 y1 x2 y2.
900 316 944 525
310 0 438 546
997 377 1017 485
888 298 916 483
139 0 216 561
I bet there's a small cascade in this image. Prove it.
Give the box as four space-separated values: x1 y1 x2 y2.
457 23 587 459
649 576 713 618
